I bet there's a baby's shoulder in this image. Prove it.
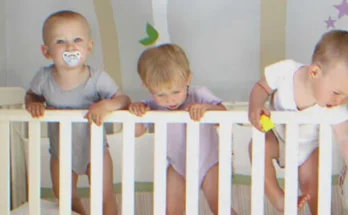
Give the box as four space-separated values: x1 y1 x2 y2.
189 86 211 96
189 86 216 100
33 65 54 80
88 66 115 83
88 66 103 78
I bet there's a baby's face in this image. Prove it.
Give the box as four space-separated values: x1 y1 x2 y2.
42 17 93 69
312 62 348 108
149 83 188 109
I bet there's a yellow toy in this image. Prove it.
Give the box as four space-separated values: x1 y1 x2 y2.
260 115 275 132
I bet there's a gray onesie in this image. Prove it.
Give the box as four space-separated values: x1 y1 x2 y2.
29 65 119 174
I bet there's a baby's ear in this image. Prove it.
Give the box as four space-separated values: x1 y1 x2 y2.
87 39 94 54
186 72 192 85
41 45 51 59
309 64 322 79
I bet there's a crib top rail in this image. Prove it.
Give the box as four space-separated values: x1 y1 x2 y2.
0 109 343 125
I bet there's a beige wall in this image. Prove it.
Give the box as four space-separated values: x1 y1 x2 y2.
93 0 123 88
94 0 287 82
260 0 286 74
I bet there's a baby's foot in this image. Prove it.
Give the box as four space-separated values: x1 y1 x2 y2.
298 194 310 210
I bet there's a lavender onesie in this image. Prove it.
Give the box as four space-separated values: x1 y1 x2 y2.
29 65 119 174
144 86 222 186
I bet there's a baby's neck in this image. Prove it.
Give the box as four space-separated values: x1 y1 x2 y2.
293 66 316 110
52 65 90 91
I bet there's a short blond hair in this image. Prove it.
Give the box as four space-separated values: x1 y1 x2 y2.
137 43 191 90
42 10 91 44
312 30 348 70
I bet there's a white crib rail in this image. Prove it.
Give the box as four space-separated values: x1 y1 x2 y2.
28 121 41 215
0 109 335 215
59 121 72 215
153 122 167 215
318 124 333 215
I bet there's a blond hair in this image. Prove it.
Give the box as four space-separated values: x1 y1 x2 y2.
312 30 348 70
42 10 91 44
137 44 191 90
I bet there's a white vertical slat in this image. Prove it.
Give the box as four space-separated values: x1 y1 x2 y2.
218 122 233 215
284 123 299 215
186 121 200 215
90 124 104 215
29 121 41 215
0 121 10 215
59 122 72 215
122 121 135 215
153 122 167 215
251 127 265 215
318 124 332 215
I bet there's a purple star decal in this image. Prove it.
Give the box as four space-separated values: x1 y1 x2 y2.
324 16 336 28
334 0 348 19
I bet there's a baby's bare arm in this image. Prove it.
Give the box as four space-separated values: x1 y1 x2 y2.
25 90 46 117
249 77 272 111
249 77 273 131
25 90 45 106
102 90 131 111
85 90 131 125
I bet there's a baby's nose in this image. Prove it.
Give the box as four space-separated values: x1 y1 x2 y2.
66 42 75 51
165 98 174 104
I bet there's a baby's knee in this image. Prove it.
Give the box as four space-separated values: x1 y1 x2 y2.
300 179 318 195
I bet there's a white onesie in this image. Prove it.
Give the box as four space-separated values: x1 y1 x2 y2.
265 59 348 167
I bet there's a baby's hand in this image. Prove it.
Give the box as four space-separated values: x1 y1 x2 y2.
185 103 210 121
84 100 109 126
248 105 270 132
129 102 149 116
26 102 45 118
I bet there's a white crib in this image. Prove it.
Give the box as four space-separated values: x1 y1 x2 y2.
0 87 345 215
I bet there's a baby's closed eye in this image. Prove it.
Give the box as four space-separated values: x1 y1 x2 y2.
74 38 83 43
56 39 65 44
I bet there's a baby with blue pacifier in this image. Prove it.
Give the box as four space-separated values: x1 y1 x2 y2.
25 10 131 215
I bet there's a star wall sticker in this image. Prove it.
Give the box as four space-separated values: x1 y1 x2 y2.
325 16 336 28
334 0 348 19
323 0 348 29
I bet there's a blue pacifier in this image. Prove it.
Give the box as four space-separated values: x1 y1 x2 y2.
63 51 81 67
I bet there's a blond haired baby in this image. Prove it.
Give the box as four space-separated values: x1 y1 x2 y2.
25 10 131 215
129 43 237 215
248 30 348 214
